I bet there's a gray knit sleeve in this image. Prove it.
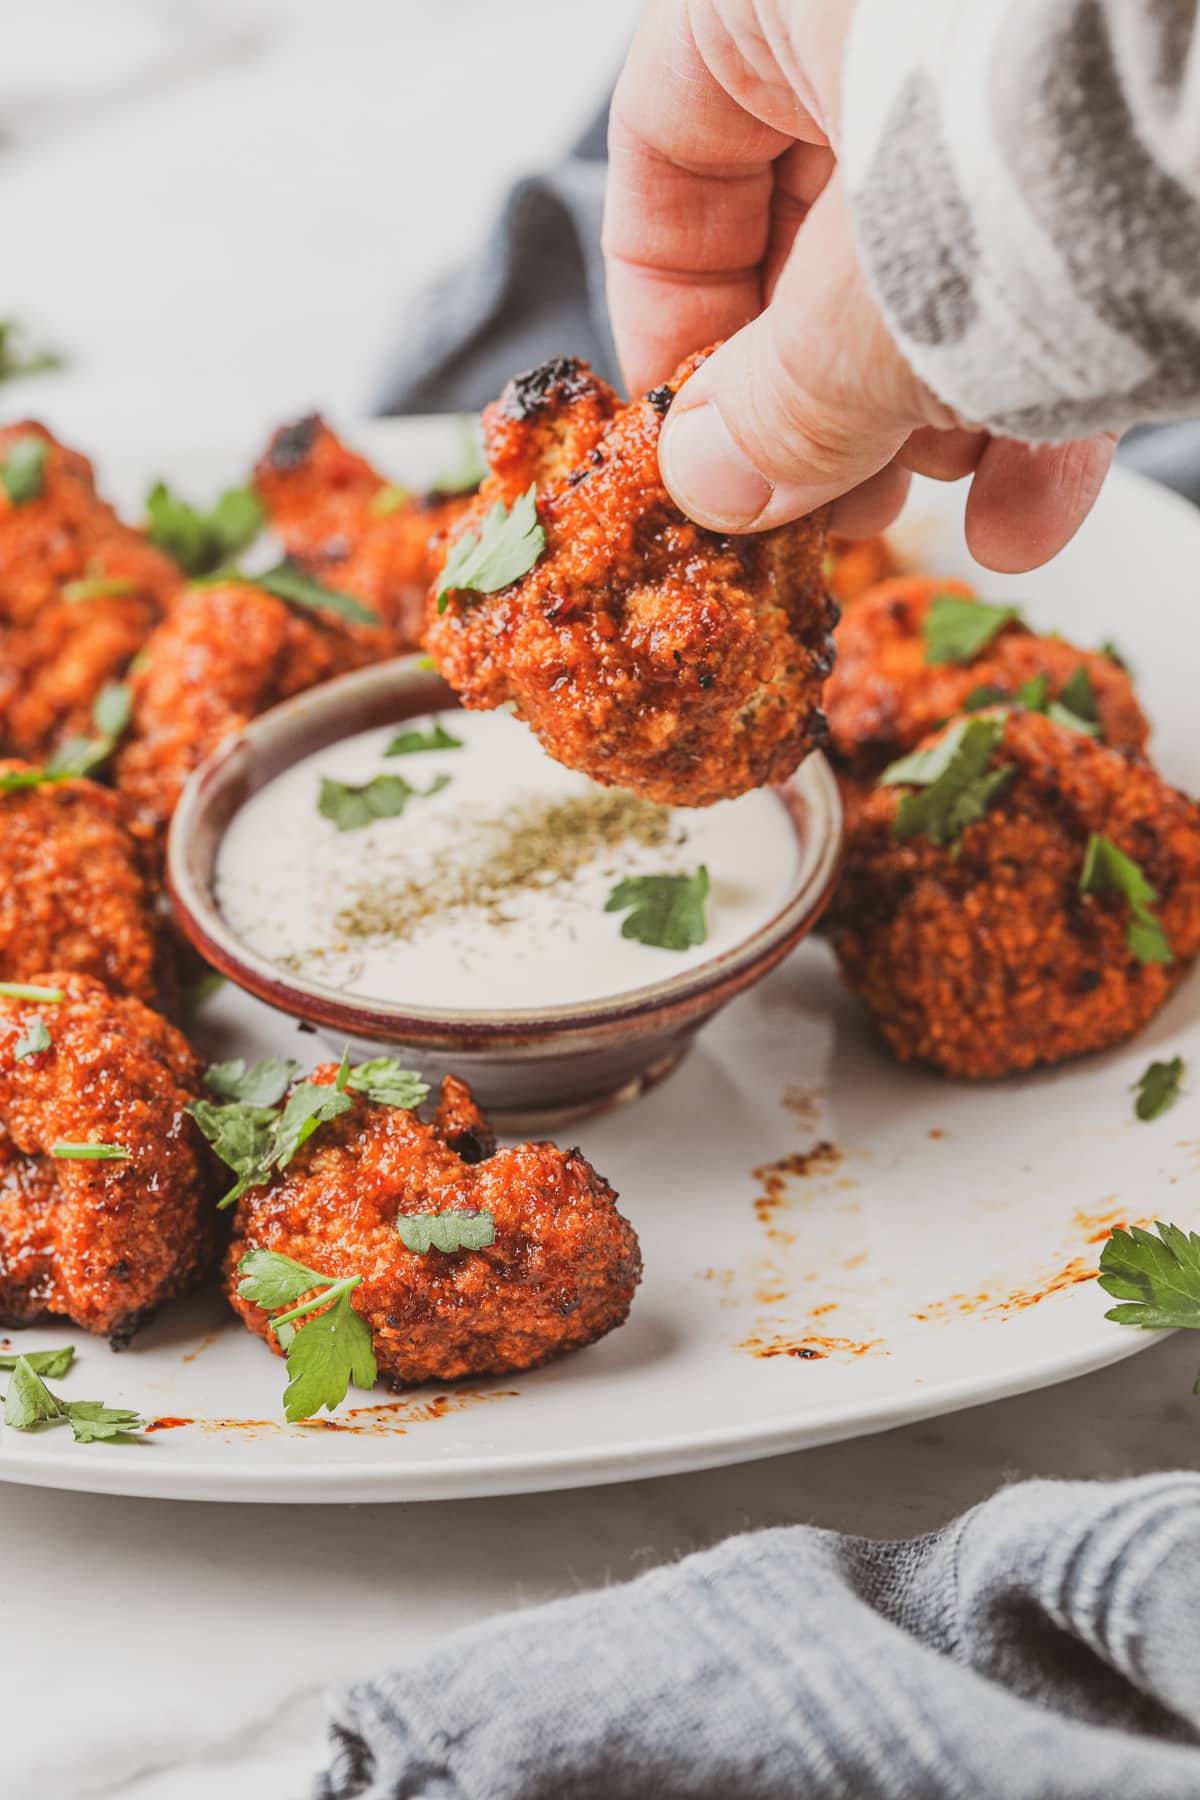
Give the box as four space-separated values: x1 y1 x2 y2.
842 0 1200 442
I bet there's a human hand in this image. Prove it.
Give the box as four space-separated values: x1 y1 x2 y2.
603 0 1115 571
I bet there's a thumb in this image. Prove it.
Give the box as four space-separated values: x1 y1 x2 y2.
658 172 941 532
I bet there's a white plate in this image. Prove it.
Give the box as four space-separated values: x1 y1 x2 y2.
3 423 1198 1503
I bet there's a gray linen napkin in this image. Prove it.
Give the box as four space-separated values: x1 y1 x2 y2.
314 1474 1200 1798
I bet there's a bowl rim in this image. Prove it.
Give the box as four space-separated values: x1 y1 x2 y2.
167 657 845 1040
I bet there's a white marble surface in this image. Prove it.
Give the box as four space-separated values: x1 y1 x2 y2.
1 8 1199 1798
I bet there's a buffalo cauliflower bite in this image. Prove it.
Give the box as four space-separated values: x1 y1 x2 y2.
828 710 1200 1077
115 579 377 844
826 534 898 606
0 423 179 760
0 766 164 1003
0 973 218 1342
254 414 474 651
425 354 836 807
826 577 1149 778
226 1067 641 1385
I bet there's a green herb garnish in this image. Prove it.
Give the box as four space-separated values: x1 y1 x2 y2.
184 970 226 1012
186 1099 279 1208
0 1346 74 1378
0 436 49 506
883 717 1014 848
1100 639 1130 672
0 768 63 794
385 720 463 757
605 867 710 951
44 680 132 780
318 771 451 833
0 982 64 1002
1100 1224 1200 1393
1058 667 1099 725
346 1060 429 1110
13 1019 51 1061
145 481 264 577
963 683 1008 712
205 1055 301 1107
255 562 378 628
963 669 1099 737
436 483 544 613
1079 834 1173 964
397 1209 496 1255
235 1250 377 1421
4 1356 143 1443
924 594 1022 665
50 1142 131 1161
60 576 137 604
1133 1056 1185 1122
0 321 61 384
370 483 410 517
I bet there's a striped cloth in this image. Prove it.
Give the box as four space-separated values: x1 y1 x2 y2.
314 1475 1200 1798
844 0 1200 442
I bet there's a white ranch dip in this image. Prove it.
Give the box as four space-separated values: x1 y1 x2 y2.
215 710 801 1012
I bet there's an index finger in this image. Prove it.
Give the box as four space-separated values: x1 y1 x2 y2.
603 0 796 394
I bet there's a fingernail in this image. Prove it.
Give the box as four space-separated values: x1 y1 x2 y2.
659 402 774 529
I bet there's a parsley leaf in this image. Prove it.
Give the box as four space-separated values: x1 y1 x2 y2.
204 1055 301 1107
1079 833 1173 964
14 1019 51 1060
318 770 450 832
0 321 61 383
50 1142 130 1161
0 436 49 505
4 1355 143 1442
397 1209 496 1255
385 719 463 757
0 1346 74 1378
436 483 544 613
962 669 1100 738
1099 1222 1200 1337
44 681 133 780
963 683 1009 713
0 982 63 1002
235 1250 376 1421
1058 667 1099 725
1134 1056 1186 1122
605 867 710 951
1100 639 1130 672
883 717 1015 849
272 1082 354 1169
145 481 264 577
346 1059 429 1109
255 561 379 628
61 575 136 604
924 594 1022 665
186 1099 279 1207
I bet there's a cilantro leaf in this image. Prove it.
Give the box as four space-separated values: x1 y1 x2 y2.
0 982 63 1002
0 436 49 506
605 867 710 951
235 1250 376 1421
335 1044 352 1092
345 1059 430 1110
1079 833 1173 964
61 576 136 603
50 1142 130 1161
1058 667 1099 725
272 1082 354 1169
385 719 463 757
436 483 544 612
145 480 264 577
204 1055 301 1107
924 594 1022 665
1099 1223 1200 1335
255 561 378 628
1015 673 1050 711
318 770 451 832
0 1346 74 1378
14 1019 51 1060
397 1209 496 1255
883 717 1014 849
963 683 1008 713
962 669 1099 738
1100 638 1131 672
187 1098 279 1207
44 680 132 780
4 1355 143 1442
1134 1056 1185 1123
0 321 61 383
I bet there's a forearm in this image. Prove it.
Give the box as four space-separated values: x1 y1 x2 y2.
843 0 1200 441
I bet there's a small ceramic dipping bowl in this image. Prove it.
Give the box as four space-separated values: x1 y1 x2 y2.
168 659 844 1129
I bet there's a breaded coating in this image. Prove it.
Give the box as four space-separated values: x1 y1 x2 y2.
0 766 163 1004
226 1067 641 1386
0 973 218 1342
827 534 898 606
828 710 1200 1077
425 354 837 807
254 414 473 651
0 423 179 759
115 580 375 843
826 578 1149 777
